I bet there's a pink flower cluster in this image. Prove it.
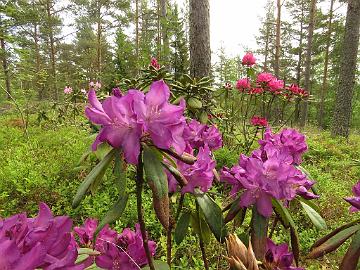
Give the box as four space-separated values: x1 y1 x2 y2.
220 128 318 217
89 81 102 90
250 116 268 127
242 52 256 66
0 203 156 270
64 86 73 94
150 57 160 70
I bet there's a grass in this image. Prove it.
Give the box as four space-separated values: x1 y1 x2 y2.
0 104 359 269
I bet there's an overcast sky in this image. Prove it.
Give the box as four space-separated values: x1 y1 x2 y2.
174 0 346 61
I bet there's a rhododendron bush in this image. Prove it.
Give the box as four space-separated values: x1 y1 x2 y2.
3 56 360 270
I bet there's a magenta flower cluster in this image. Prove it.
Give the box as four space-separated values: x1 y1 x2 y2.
86 80 186 164
220 128 318 217
344 181 360 213
265 238 304 270
166 119 221 194
0 203 82 270
74 219 156 270
0 203 156 270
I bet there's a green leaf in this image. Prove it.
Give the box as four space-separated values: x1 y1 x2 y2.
300 201 327 230
339 229 360 270
297 196 320 212
195 192 228 242
175 211 191 244
94 193 129 239
187 97 203 109
251 207 269 260
308 224 360 259
199 111 208 124
290 227 300 266
272 199 295 229
114 151 127 196
143 146 168 199
94 142 113 160
72 149 116 208
142 260 170 269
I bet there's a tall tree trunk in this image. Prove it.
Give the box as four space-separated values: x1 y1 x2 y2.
189 0 211 78
331 0 360 138
135 0 139 73
160 0 169 66
294 1 305 123
274 0 281 77
264 21 271 72
318 0 334 129
46 0 58 100
299 0 316 127
157 0 161 59
34 22 43 100
96 2 102 79
0 35 11 100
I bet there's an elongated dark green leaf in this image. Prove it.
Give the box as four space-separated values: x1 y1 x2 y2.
297 196 320 212
312 219 360 249
234 208 247 228
72 149 116 208
143 146 168 199
272 199 295 229
308 224 360 259
290 227 300 266
142 260 170 270
225 196 242 223
175 212 191 244
251 207 269 260
196 192 228 242
187 97 202 109
339 230 360 270
300 201 327 230
114 151 127 196
94 193 128 240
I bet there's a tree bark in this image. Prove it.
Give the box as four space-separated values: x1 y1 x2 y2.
46 0 58 100
318 0 334 128
160 0 169 65
96 2 102 79
189 0 211 78
274 0 281 77
0 35 11 100
331 0 360 138
299 0 316 128
135 0 139 73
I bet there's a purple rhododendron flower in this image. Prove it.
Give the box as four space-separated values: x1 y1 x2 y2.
167 145 216 194
344 181 360 213
184 119 222 151
86 80 186 164
259 128 308 165
265 238 304 270
0 203 85 270
96 224 156 270
221 128 316 217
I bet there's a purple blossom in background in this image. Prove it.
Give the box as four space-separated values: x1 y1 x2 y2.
344 181 360 213
167 145 216 194
96 224 156 270
264 238 304 270
0 203 85 270
184 119 222 151
85 80 186 164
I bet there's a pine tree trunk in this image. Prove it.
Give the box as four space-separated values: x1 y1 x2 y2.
299 0 316 127
0 36 11 100
274 0 281 77
264 21 271 72
135 0 139 73
294 1 305 123
96 2 102 79
34 23 43 100
331 0 360 138
318 0 334 128
160 0 169 65
189 0 211 78
46 0 58 100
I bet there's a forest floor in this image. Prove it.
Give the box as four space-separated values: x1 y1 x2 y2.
0 103 358 270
